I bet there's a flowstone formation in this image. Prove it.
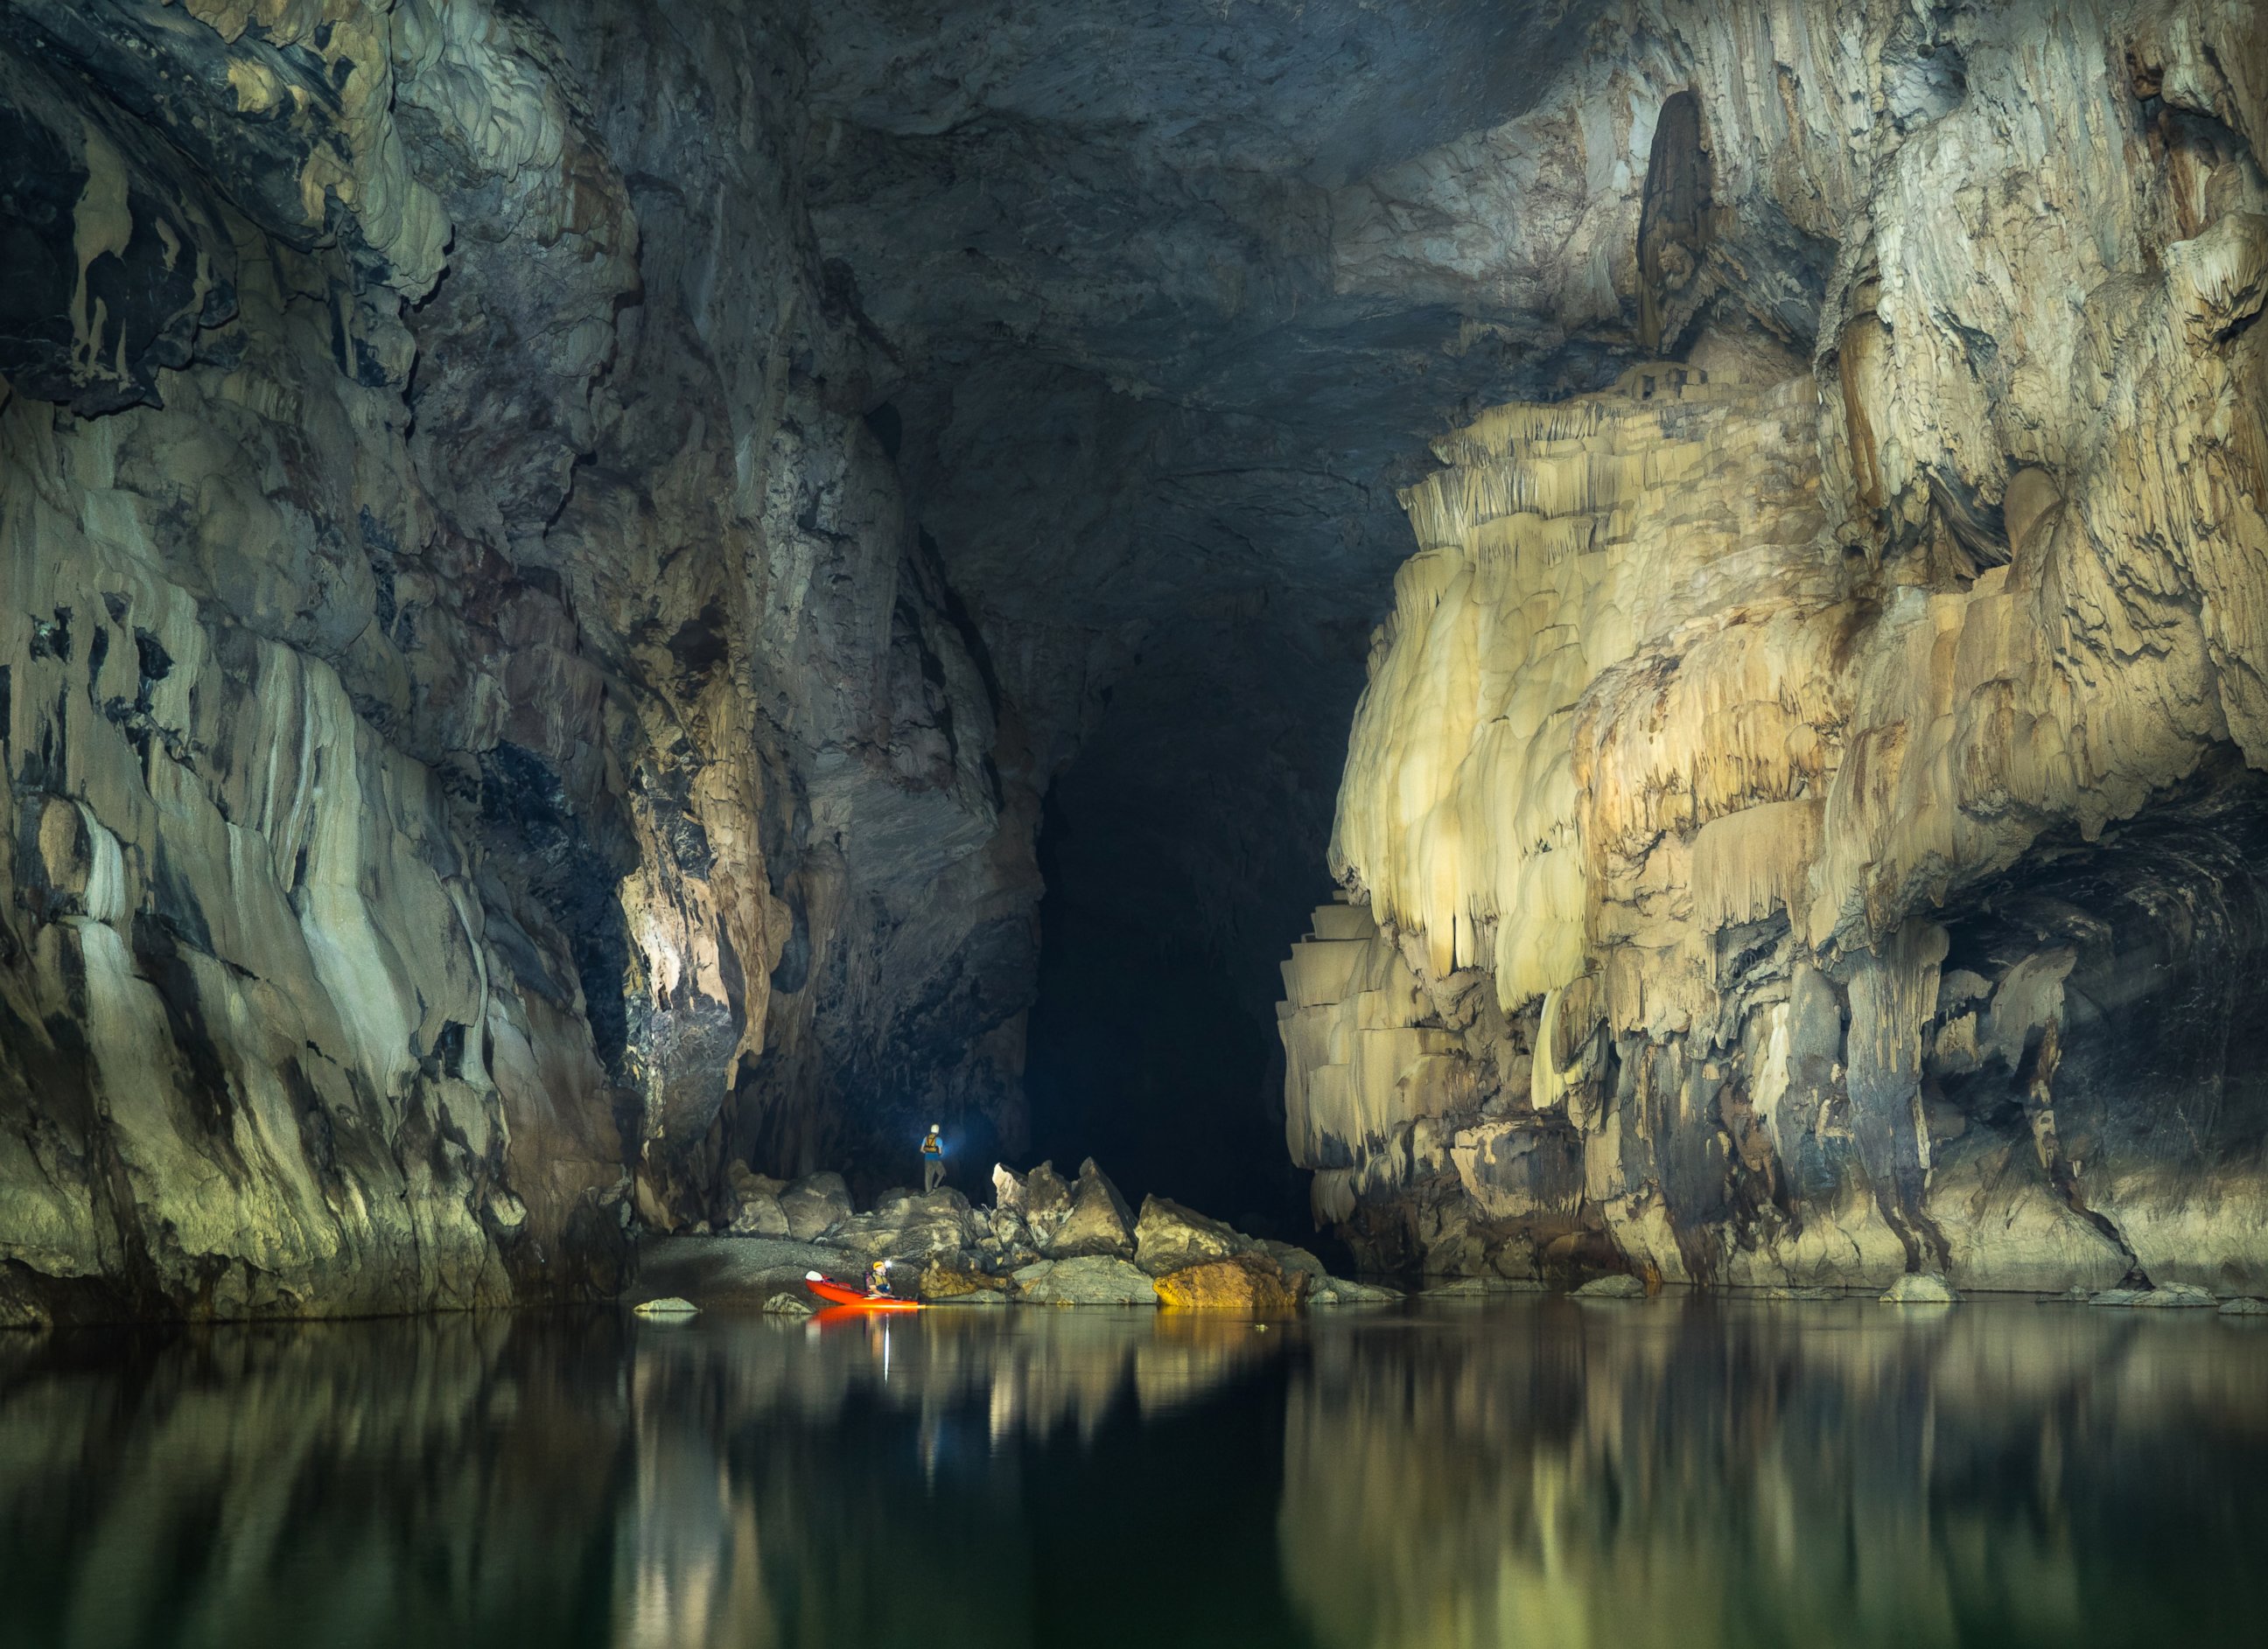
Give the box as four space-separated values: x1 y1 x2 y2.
0 1 1040 1324
1283 0 2268 1293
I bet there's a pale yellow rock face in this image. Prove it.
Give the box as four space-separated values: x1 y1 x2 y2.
1285 0 2268 1292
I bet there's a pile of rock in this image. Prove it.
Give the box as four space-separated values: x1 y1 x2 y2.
663 1156 1398 1310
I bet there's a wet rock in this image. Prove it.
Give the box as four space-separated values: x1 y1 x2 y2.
780 1175 854 1244
1311 1278 1404 1305
1572 1275 1649 1300
2219 1297 2268 1317
2090 1283 2220 1310
633 1297 698 1317
1153 1254 1308 1311
762 1292 814 1317
918 1257 1012 1301
1881 1275 1960 1305
1424 1276 1548 1297
1133 1197 1251 1275
1014 1256 1158 1306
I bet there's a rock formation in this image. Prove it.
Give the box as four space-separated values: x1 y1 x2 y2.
1282 0 2268 1293
0 0 1040 1324
638 1157 1377 1310
4 0 2263 1321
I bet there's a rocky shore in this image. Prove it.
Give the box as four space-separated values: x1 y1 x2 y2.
634 1160 1400 1313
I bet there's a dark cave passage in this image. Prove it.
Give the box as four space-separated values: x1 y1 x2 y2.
1022 786 1326 1242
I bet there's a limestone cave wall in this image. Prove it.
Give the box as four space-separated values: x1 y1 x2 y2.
0 0 1040 1323
1283 0 2268 1291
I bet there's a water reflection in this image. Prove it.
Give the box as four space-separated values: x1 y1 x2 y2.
1 1300 2261 1647
1284 1300 2268 1649
610 1309 1278 1649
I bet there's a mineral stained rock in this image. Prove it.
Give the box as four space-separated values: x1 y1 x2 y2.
0 0 1041 1324
1281 0 2268 1296
1153 1253 1309 1312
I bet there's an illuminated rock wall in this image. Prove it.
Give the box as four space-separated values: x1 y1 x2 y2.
1286 0 2268 1291
0 0 1040 1323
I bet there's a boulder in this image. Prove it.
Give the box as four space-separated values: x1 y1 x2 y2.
1014 1255 1158 1305
2089 1282 2217 1308
1312 1277 1403 1305
1153 1253 1307 1311
1426 1276 1547 1297
829 1188 974 1261
1881 1273 1960 1304
2219 1296 2268 1316
632 1296 698 1316
1573 1275 1649 1299
1046 1158 1137 1258
1260 1240 1328 1285
724 1164 791 1238
919 1257 1011 1301
991 1162 1027 1214
1134 1195 1250 1275
1016 1162 1078 1249
779 1173 853 1242
762 1291 813 1317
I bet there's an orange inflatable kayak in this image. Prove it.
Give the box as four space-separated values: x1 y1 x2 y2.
805 1270 923 1311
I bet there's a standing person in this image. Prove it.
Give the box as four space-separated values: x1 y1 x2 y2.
920 1124 945 1192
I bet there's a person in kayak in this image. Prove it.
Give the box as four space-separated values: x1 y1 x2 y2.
920 1123 945 1191
866 1259 894 1297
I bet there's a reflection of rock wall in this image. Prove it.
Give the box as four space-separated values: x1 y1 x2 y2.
617 1310 1274 1647
0 2 1040 1320
1284 0 2268 1291
1281 1303 2268 1649
0 1318 629 1646
0 1310 1273 1647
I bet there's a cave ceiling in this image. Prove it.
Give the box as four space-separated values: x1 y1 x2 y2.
796 0 1623 994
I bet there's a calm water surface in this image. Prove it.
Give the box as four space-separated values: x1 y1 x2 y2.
4 1297 2263 1648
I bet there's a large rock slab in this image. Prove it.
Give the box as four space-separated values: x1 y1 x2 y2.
827 1188 976 1261
1311 1277 1404 1305
1013 1256 1158 1306
1154 1253 1307 1312
1881 1274 1960 1305
2087 1283 2218 1310
1133 1196 1251 1275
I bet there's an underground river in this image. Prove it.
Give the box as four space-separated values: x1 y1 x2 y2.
7 1296 2264 1649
